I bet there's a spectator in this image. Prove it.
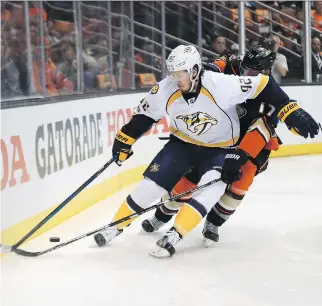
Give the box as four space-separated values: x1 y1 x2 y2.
312 1 322 32
135 37 161 80
57 43 78 86
1 17 30 99
230 43 239 55
311 37 322 82
271 7 284 35
28 2 47 24
47 19 61 44
211 35 226 58
248 38 259 50
271 35 288 84
279 9 301 52
32 38 74 96
1 36 23 99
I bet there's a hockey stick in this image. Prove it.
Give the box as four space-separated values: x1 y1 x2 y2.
0 156 117 255
7 177 222 257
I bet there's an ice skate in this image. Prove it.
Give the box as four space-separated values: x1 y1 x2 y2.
94 227 123 247
150 227 182 258
141 216 165 233
202 220 219 248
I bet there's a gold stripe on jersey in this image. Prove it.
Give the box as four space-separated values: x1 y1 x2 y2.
166 89 182 113
170 126 239 147
200 86 216 103
252 74 269 99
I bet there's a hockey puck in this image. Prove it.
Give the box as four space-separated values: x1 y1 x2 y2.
49 237 60 243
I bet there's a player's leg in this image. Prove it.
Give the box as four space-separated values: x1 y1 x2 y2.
141 169 200 232
202 118 279 246
94 139 192 247
202 140 279 246
203 159 257 246
150 150 228 257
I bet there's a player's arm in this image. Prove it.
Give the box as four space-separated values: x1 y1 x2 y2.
254 76 319 139
215 74 319 139
112 84 165 165
238 116 274 158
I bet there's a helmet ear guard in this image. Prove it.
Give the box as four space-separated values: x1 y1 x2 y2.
188 64 201 92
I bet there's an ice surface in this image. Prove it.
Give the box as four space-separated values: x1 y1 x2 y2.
1 155 322 306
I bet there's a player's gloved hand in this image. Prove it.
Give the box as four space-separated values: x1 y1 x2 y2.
112 130 135 166
221 149 249 184
278 100 319 139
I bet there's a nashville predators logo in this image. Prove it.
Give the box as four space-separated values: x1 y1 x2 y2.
149 163 160 172
176 112 218 135
150 84 159 94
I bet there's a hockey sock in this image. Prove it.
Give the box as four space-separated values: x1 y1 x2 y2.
206 204 229 226
113 195 140 230
173 200 207 236
155 204 178 223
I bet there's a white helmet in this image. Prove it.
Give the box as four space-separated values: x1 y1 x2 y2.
166 45 202 92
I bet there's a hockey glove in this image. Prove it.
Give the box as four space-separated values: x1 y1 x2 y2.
221 149 249 185
112 130 135 166
278 100 319 139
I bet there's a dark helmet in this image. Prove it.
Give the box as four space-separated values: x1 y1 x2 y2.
241 45 276 75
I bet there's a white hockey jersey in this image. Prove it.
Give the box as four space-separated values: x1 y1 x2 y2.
135 70 269 147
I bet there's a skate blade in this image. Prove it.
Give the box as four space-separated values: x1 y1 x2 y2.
203 238 215 248
149 246 171 258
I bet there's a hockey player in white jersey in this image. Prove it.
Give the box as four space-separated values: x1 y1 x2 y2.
93 45 319 258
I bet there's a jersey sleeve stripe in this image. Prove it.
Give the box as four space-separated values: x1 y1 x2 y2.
248 117 272 142
252 75 269 99
166 89 182 114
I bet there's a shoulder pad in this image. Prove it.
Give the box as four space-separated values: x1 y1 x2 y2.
203 62 221 73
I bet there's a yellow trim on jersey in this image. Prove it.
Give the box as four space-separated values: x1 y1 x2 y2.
252 75 269 99
166 90 182 113
170 126 239 147
277 102 299 123
116 130 136 145
200 86 216 103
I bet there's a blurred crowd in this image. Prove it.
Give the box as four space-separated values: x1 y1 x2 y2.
1 1 119 100
1 1 322 101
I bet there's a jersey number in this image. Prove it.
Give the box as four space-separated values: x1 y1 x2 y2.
259 102 276 116
239 78 252 92
140 99 150 111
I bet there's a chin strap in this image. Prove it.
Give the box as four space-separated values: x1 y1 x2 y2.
188 70 201 92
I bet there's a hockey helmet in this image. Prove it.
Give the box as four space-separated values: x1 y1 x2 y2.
166 45 202 91
241 45 276 75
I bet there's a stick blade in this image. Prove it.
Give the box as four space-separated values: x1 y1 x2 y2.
0 244 13 254
14 248 40 257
